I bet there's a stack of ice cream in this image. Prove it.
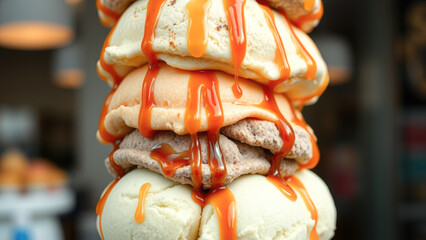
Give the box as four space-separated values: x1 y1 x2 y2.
94 0 336 239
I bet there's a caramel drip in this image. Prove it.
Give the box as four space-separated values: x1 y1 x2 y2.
259 87 295 175
189 134 203 189
303 0 316 12
138 66 160 138
255 87 296 201
223 0 247 99
260 5 291 88
287 175 318 240
98 87 125 177
186 0 210 58
294 71 329 104
150 144 190 178
141 0 166 66
191 187 237 240
185 71 226 189
208 187 237 239
110 142 125 178
138 0 167 138
266 175 297 201
293 2 323 30
285 95 320 169
299 136 320 169
96 0 121 26
282 14 316 80
96 178 120 240
207 132 226 189
98 22 122 85
135 183 151 224
98 86 121 143
191 189 207 207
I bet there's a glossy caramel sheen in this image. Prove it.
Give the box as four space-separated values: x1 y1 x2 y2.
134 183 151 224
96 179 120 240
287 175 319 240
223 0 247 98
191 187 237 239
186 0 210 58
150 144 190 178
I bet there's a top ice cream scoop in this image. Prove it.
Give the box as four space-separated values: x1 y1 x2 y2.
97 0 323 32
97 0 328 103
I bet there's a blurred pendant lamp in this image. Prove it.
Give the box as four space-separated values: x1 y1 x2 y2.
314 34 353 85
53 41 85 89
0 0 74 50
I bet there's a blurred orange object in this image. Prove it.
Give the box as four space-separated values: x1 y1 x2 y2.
0 150 67 190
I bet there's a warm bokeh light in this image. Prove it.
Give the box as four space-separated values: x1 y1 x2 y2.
0 22 73 50
65 0 84 5
54 69 85 89
328 66 351 85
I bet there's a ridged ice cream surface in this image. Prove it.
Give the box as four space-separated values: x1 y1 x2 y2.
98 0 328 102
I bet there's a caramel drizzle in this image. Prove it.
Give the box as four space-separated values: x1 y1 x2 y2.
96 0 121 26
303 0 316 12
98 87 126 178
293 2 324 30
285 95 320 169
97 20 123 85
150 144 190 178
260 5 291 88
281 13 316 80
186 0 211 58
257 87 297 201
223 0 247 98
97 2 168 238
183 71 234 239
138 0 167 138
98 87 120 143
96 178 120 240
191 187 237 239
294 71 329 104
287 175 319 240
184 71 226 189
135 183 151 224
96 10 126 240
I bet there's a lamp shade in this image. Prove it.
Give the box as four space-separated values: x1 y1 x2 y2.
52 41 85 89
0 0 74 50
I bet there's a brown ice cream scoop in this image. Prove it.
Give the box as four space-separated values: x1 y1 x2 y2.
105 118 312 188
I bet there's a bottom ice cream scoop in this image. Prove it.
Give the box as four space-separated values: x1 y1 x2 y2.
97 168 335 240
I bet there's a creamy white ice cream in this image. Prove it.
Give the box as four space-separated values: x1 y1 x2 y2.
97 168 335 240
97 168 202 240
199 170 336 240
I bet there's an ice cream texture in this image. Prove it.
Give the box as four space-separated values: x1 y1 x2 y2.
97 0 328 102
97 168 335 240
94 0 336 239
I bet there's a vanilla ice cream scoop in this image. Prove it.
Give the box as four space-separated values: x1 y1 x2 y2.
200 170 336 240
97 168 202 240
97 168 335 240
97 0 328 102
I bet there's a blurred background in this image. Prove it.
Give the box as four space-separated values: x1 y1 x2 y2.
0 0 424 239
